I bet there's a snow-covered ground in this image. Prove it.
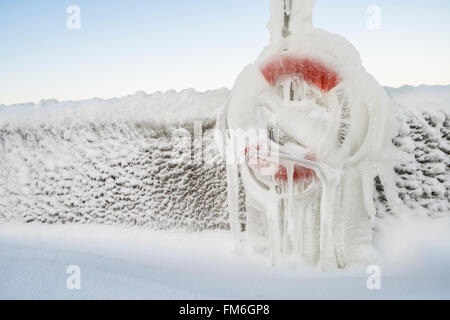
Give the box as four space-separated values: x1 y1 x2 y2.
1 216 449 300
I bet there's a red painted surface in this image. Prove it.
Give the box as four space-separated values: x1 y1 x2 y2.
251 56 333 182
274 164 316 182
246 145 317 182
261 56 340 92
274 154 316 182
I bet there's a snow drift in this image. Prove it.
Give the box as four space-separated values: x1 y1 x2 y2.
1 218 449 299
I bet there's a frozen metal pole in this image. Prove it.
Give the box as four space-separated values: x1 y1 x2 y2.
267 0 316 43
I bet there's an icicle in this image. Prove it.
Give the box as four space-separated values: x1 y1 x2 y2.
294 79 302 101
226 163 242 254
283 163 294 255
332 178 346 269
293 201 306 267
268 202 281 266
225 131 243 254
290 82 295 101
283 79 292 102
318 179 337 271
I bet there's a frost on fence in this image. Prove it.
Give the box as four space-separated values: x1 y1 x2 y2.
388 86 450 217
0 88 448 234
0 90 232 230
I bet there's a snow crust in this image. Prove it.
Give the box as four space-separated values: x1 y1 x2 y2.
0 88 228 128
0 219 449 299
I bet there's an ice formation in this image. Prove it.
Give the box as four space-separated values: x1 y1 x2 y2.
218 0 406 269
0 90 231 230
0 1 448 271
388 86 450 217
0 87 448 242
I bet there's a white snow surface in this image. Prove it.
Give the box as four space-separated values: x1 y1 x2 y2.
0 216 449 300
0 88 229 127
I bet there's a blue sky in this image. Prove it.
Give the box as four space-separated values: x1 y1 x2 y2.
0 0 449 104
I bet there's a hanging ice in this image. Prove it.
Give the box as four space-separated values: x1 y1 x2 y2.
217 0 403 270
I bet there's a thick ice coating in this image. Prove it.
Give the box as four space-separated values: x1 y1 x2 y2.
220 0 403 269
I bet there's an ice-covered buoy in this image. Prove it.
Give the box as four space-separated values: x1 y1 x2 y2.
218 0 403 270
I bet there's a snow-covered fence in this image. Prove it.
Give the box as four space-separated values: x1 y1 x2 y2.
388 86 450 217
0 89 232 230
0 86 448 229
